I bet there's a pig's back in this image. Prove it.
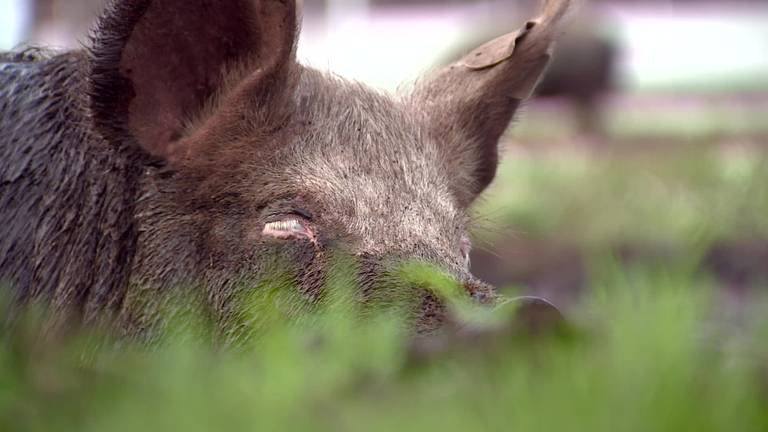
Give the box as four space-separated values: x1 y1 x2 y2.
1 52 85 191
0 51 88 304
0 50 137 317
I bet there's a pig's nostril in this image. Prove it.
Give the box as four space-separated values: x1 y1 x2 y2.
463 280 498 305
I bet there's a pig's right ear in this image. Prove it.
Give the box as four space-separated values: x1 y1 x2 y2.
87 0 298 163
411 0 569 207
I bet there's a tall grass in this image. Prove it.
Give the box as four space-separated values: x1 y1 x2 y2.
1 258 766 432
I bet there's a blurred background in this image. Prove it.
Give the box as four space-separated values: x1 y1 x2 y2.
2 0 767 310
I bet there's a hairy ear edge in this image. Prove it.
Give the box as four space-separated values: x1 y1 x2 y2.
88 0 299 162
410 0 571 206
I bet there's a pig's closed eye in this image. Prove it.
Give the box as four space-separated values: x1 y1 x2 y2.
262 217 315 242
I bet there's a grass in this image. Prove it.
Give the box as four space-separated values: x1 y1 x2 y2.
1 256 768 432
475 145 768 248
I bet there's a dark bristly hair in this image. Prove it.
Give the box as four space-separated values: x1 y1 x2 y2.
0 0 569 337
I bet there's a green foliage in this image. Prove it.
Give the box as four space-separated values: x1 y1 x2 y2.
1 260 767 432
476 147 768 248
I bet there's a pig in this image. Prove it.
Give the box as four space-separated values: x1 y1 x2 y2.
0 0 569 337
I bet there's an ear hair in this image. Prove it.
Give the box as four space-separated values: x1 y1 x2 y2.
88 0 152 144
412 0 570 207
87 0 299 163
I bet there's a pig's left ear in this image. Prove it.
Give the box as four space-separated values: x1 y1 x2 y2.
87 0 298 162
411 0 569 207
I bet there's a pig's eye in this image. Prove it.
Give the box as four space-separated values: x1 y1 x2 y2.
262 218 315 242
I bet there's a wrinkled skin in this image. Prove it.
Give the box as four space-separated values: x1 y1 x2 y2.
0 0 569 336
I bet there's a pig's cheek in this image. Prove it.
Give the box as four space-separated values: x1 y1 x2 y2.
293 247 328 300
205 217 249 255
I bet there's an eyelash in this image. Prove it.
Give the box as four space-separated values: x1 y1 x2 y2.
262 216 315 242
265 218 304 233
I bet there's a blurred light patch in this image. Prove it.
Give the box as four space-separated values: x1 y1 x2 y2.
298 3 494 92
2 0 767 95
614 4 768 93
0 0 31 50
298 1 768 94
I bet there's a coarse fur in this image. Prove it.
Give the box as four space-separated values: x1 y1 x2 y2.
0 51 142 328
0 0 569 336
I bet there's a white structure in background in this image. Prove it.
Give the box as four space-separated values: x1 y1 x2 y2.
299 1 768 93
611 3 768 92
298 0 508 92
1 0 766 93
0 0 31 50
1 0 102 51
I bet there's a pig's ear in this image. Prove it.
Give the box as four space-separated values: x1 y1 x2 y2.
87 0 297 161
412 0 569 206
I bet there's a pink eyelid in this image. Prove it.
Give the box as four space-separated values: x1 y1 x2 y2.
262 218 316 244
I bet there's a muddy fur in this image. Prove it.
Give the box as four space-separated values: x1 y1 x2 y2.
0 51 142 329
0 0 568 336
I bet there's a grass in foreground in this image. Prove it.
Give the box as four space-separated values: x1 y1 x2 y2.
1 259 767 432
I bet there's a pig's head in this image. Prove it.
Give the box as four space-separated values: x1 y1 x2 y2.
87 0 569 333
